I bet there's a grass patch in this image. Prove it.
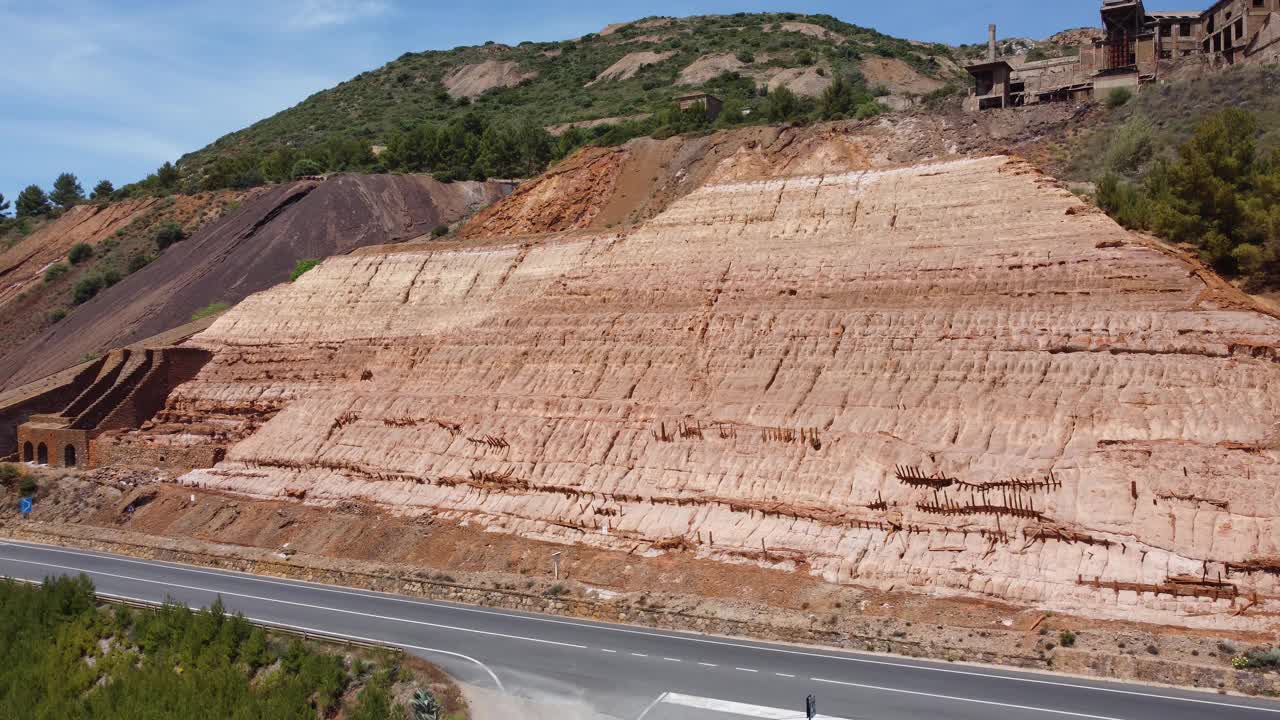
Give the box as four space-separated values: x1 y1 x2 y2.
289 258 320 282
190 301 231 321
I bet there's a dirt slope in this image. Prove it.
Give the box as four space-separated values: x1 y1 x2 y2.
0 174 512 392
0 192 246 367
116 118 1280 631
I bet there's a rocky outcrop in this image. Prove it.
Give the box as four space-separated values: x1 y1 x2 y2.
0 174 513 392
146 134 1280 630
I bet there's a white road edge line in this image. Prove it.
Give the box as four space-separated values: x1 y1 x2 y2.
775 672 795 678
663 657 681 662
3 538 1277 715
698 662 717 667
601 649 617 653
811 677 1123 720
631 653 648 657
661 692 851 720
633 691 669 720
4 577 507 694
735 667 759 673
0 556 588 651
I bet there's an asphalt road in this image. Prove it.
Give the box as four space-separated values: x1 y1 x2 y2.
1 537 1277 720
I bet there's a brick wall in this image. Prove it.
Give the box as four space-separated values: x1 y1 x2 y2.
96 348 212 433
0 360 104 459
16 426 90 468
89 440 225 472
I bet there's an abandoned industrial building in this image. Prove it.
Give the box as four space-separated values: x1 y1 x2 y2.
966 0 1280 110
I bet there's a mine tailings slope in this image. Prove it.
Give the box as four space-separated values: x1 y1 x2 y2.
136 119 1280 632
0 174 513 392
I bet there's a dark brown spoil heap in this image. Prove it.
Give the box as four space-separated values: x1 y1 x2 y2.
0 174 513 392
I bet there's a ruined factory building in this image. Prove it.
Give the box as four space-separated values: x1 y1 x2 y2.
966 0 1280 110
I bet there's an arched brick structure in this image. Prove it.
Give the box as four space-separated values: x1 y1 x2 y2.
22 442 33 462
64 444 77 467
36 443 47 465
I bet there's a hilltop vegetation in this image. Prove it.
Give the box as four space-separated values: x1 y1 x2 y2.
0 575 463 720
166 13 961 189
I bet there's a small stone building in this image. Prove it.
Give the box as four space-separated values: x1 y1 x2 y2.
675 92 723 120
5 347 211 469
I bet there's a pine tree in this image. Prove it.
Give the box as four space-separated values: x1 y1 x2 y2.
50 173 85 208
16 185 52 217
0 192 9 217
156 161 180 189
91 180 115 200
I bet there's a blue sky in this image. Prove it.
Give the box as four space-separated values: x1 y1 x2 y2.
0 0 1194 206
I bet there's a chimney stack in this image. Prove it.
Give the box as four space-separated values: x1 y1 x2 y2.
988 24 997 61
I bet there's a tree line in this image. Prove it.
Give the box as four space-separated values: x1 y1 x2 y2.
0 574 445 719
0 173 114 221
3 70 894 225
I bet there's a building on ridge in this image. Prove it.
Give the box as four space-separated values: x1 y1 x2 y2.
965 0 1280 111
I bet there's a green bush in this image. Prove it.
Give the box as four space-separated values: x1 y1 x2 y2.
48 308 67 323
736 51 755 64
1106 87 1133 109
127 253 153 273
43 263 69 283
431 224 449 237
290 258 320 281
154 222 186 251
291 158 325 178
67 243 93 264
1101 115 1154 176
190 301 231 321
1059 630 1077 648
19 475 38 496
72 275 105 305
0 464 21 487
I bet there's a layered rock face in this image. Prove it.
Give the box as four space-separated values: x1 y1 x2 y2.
167 151 1279 627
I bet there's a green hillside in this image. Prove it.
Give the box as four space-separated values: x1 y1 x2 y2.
172 13 964 188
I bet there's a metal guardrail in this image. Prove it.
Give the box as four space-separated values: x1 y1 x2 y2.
4 575 400 654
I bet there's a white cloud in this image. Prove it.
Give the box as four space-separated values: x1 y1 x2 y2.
286 0 390 30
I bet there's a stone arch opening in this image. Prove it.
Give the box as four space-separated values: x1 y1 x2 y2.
64 445 77 467
22 442 34 463
37 443 48 465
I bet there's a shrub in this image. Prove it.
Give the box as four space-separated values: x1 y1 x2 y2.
1059 630 1077 648
43 263 69 283
292 158 325 178
736 51 755 64
190 302 230 321
0 464 21 486
431 224 449 237
290 258 320 281
1237 648 1280 669
1106 87 1133 109
855 101 884 120
796 51 815 66
127 253 153 273
155 222 186 250
67 243 93 264
72 275 105 304
19 475 38 496
545 584 568 597
1101 115 1154 176
48 308 67 323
